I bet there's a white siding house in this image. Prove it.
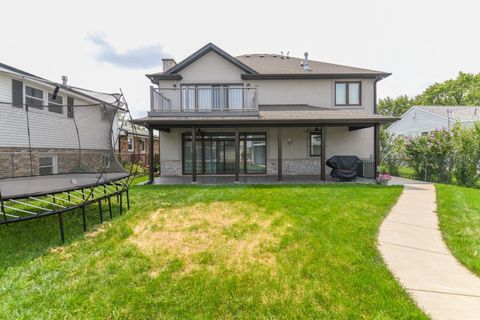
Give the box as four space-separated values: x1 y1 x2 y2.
387 106 480 137
0 63 122 178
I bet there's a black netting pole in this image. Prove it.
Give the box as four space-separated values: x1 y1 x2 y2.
25 105 33 176
72 116 82 174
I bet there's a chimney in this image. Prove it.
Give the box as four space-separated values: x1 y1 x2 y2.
303 52 310 70
61 75 68 85
162 58 177 72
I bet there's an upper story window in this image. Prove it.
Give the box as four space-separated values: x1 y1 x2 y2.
25 86 44 110
67 96 74 118
48 93 63 114
335 81 361 106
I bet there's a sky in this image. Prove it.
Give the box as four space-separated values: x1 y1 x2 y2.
1 0 479 117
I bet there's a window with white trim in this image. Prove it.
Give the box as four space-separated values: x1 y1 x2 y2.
38 155 57 175
127 137 134 152
25 86 44 109
48 93 63 114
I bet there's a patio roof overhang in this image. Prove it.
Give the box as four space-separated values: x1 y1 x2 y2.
132 105 398 128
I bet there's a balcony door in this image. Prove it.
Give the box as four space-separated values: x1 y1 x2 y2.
181 85 243 111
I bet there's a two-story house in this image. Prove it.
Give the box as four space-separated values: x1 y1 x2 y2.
0 62 123 179
133 43 396 183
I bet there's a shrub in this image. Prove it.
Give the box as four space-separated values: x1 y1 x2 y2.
403 129 454 183
452 124 480 186
380 129 404 175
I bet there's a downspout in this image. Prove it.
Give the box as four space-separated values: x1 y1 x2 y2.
373 77 380 114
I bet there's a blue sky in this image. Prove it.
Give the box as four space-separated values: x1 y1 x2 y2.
1 0 479 117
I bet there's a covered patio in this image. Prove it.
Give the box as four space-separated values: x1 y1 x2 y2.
132 105 397 184
151 174 375 185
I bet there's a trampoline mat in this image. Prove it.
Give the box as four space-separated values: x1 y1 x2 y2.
0 172 130 200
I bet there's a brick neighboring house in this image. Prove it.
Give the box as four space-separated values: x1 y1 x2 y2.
117 123 159 170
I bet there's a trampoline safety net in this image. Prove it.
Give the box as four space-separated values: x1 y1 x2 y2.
0 88 141 242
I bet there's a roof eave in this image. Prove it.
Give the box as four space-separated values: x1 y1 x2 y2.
241 73 391 80
131 117 399 127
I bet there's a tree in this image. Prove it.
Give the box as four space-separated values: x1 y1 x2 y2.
418 72 480 106
380 129 404 175
378 72 480 117
377 95 418 117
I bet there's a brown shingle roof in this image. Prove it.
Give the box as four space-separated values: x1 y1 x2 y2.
236 54 386 76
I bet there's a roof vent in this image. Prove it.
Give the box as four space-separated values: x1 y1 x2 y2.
61 75 68 85
303 52 310 70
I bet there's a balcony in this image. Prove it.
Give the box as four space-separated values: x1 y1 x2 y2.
149 86 258 116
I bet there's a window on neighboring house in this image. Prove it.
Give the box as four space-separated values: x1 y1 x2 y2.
335 82 361 106
48 93 63 114
102 154 111 169
310 132 322 156
38 155 57 175
25 86 44 109
67 96 74 118
139 139 146 153
127 136 134 152
12 80 23 108
421 131 429 136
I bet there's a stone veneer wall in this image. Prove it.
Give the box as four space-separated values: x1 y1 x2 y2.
267 159 322 176
158 159 322 177
160 160 183 176
0 147 114 179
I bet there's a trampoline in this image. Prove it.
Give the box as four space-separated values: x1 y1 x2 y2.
0 76 141 243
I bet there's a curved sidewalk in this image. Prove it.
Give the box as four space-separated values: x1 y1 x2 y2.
378 182 480 320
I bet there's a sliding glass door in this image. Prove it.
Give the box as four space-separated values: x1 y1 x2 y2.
183 132 266 175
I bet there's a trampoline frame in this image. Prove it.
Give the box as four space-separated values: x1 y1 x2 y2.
0 175 131 243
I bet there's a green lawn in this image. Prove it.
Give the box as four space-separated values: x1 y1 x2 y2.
0 184 426 319
436 184 480 276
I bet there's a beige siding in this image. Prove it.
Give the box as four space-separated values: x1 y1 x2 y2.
159 126 374 174
157 51 376 113
177 51 243 83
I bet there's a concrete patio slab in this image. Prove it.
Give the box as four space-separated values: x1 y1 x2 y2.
378 182 480 319
152 175 374 185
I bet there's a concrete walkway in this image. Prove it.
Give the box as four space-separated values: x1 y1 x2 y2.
378 182 480 320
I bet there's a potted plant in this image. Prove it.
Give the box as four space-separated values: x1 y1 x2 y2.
377 166 392 185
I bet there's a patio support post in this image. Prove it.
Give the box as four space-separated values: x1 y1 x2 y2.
374 123 380 178
321 124 326 181
277 125 282 182
148 125 155 184
235 127 240 182
192 126 197 183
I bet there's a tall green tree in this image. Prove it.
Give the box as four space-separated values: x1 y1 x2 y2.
418 72 480 106
377 95 418 117
377 72 480 117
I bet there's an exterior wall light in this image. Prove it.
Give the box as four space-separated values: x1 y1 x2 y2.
287 138 293 144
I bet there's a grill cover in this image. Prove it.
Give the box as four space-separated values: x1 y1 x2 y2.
326 155 361 181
